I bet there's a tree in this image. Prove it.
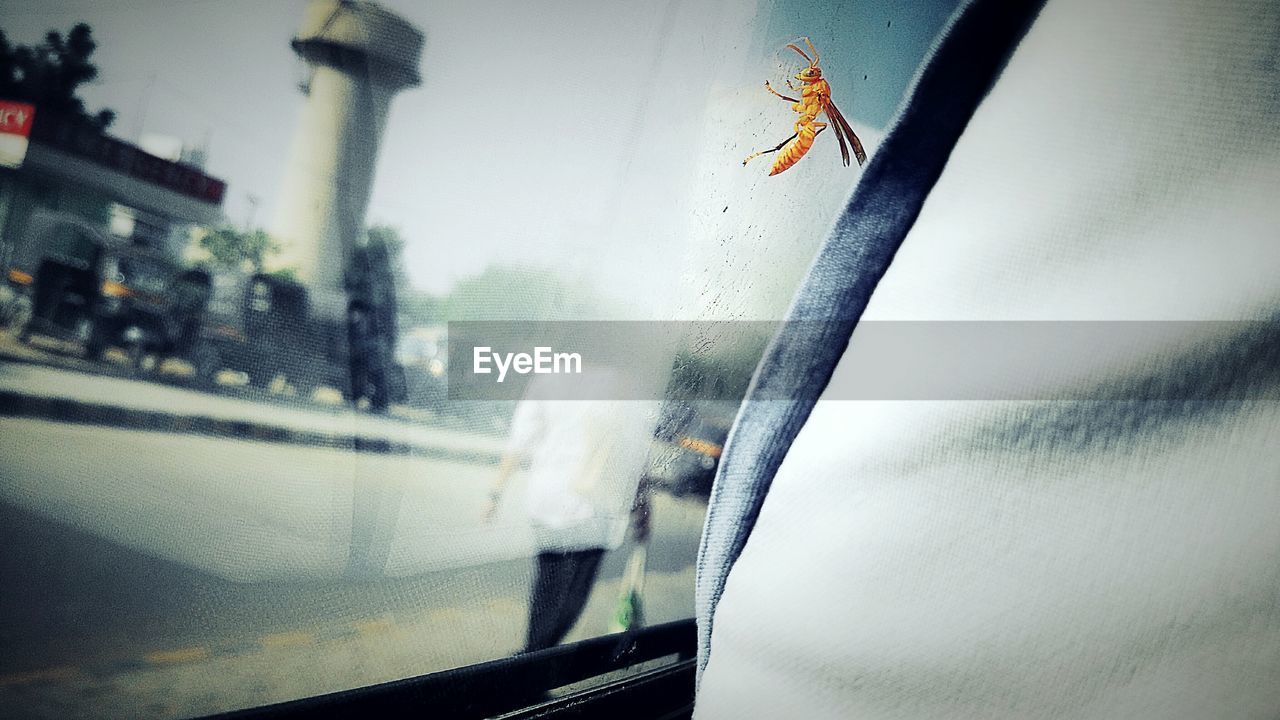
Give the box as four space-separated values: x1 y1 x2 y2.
440 264 588 321
363 224 443 327
0 24 115 129
264 267 299 283
365 225 408 289
399 290 441 326
198 227 279 273
348 228 617 326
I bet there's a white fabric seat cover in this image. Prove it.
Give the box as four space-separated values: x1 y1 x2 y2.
696 0 1280 717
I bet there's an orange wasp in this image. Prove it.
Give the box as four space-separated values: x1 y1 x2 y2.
743 37 867 176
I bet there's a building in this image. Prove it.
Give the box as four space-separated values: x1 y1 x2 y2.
0 109 226 269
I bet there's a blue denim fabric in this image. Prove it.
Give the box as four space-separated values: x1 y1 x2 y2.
694 0 1049 680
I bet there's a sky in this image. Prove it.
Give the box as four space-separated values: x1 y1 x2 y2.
0 0 960 315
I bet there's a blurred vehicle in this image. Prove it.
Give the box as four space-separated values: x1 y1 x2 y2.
5 213 107 351
191 270 345 397
189 246 403 411
397 325 448 412
4 211 209 368
645 403 732 498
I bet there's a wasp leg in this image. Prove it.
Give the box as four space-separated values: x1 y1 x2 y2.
744 132 798 166
764 81 799 103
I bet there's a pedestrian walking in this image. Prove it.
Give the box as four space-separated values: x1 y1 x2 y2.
483 370 651 652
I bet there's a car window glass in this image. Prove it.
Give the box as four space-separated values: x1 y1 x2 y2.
0 1 959 716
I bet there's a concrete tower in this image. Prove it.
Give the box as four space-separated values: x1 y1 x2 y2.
270 0 423 290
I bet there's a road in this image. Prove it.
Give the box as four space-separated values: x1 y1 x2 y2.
0 357 707 720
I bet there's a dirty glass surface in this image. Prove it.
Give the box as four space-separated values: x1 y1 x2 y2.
0 0 958 716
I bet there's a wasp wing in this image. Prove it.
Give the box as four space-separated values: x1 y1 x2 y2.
829 104 852 167
816 91 851 167
824 98 867 167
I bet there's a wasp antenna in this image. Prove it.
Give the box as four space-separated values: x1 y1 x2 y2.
785 43 813 64
804 37 819 67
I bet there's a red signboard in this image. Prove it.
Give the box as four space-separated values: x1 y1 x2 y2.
0 100 36 168
0 101 35 136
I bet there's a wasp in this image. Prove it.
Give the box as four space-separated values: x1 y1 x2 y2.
743 38 866 176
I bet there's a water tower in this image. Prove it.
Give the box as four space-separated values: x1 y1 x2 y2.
270 0 423 291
